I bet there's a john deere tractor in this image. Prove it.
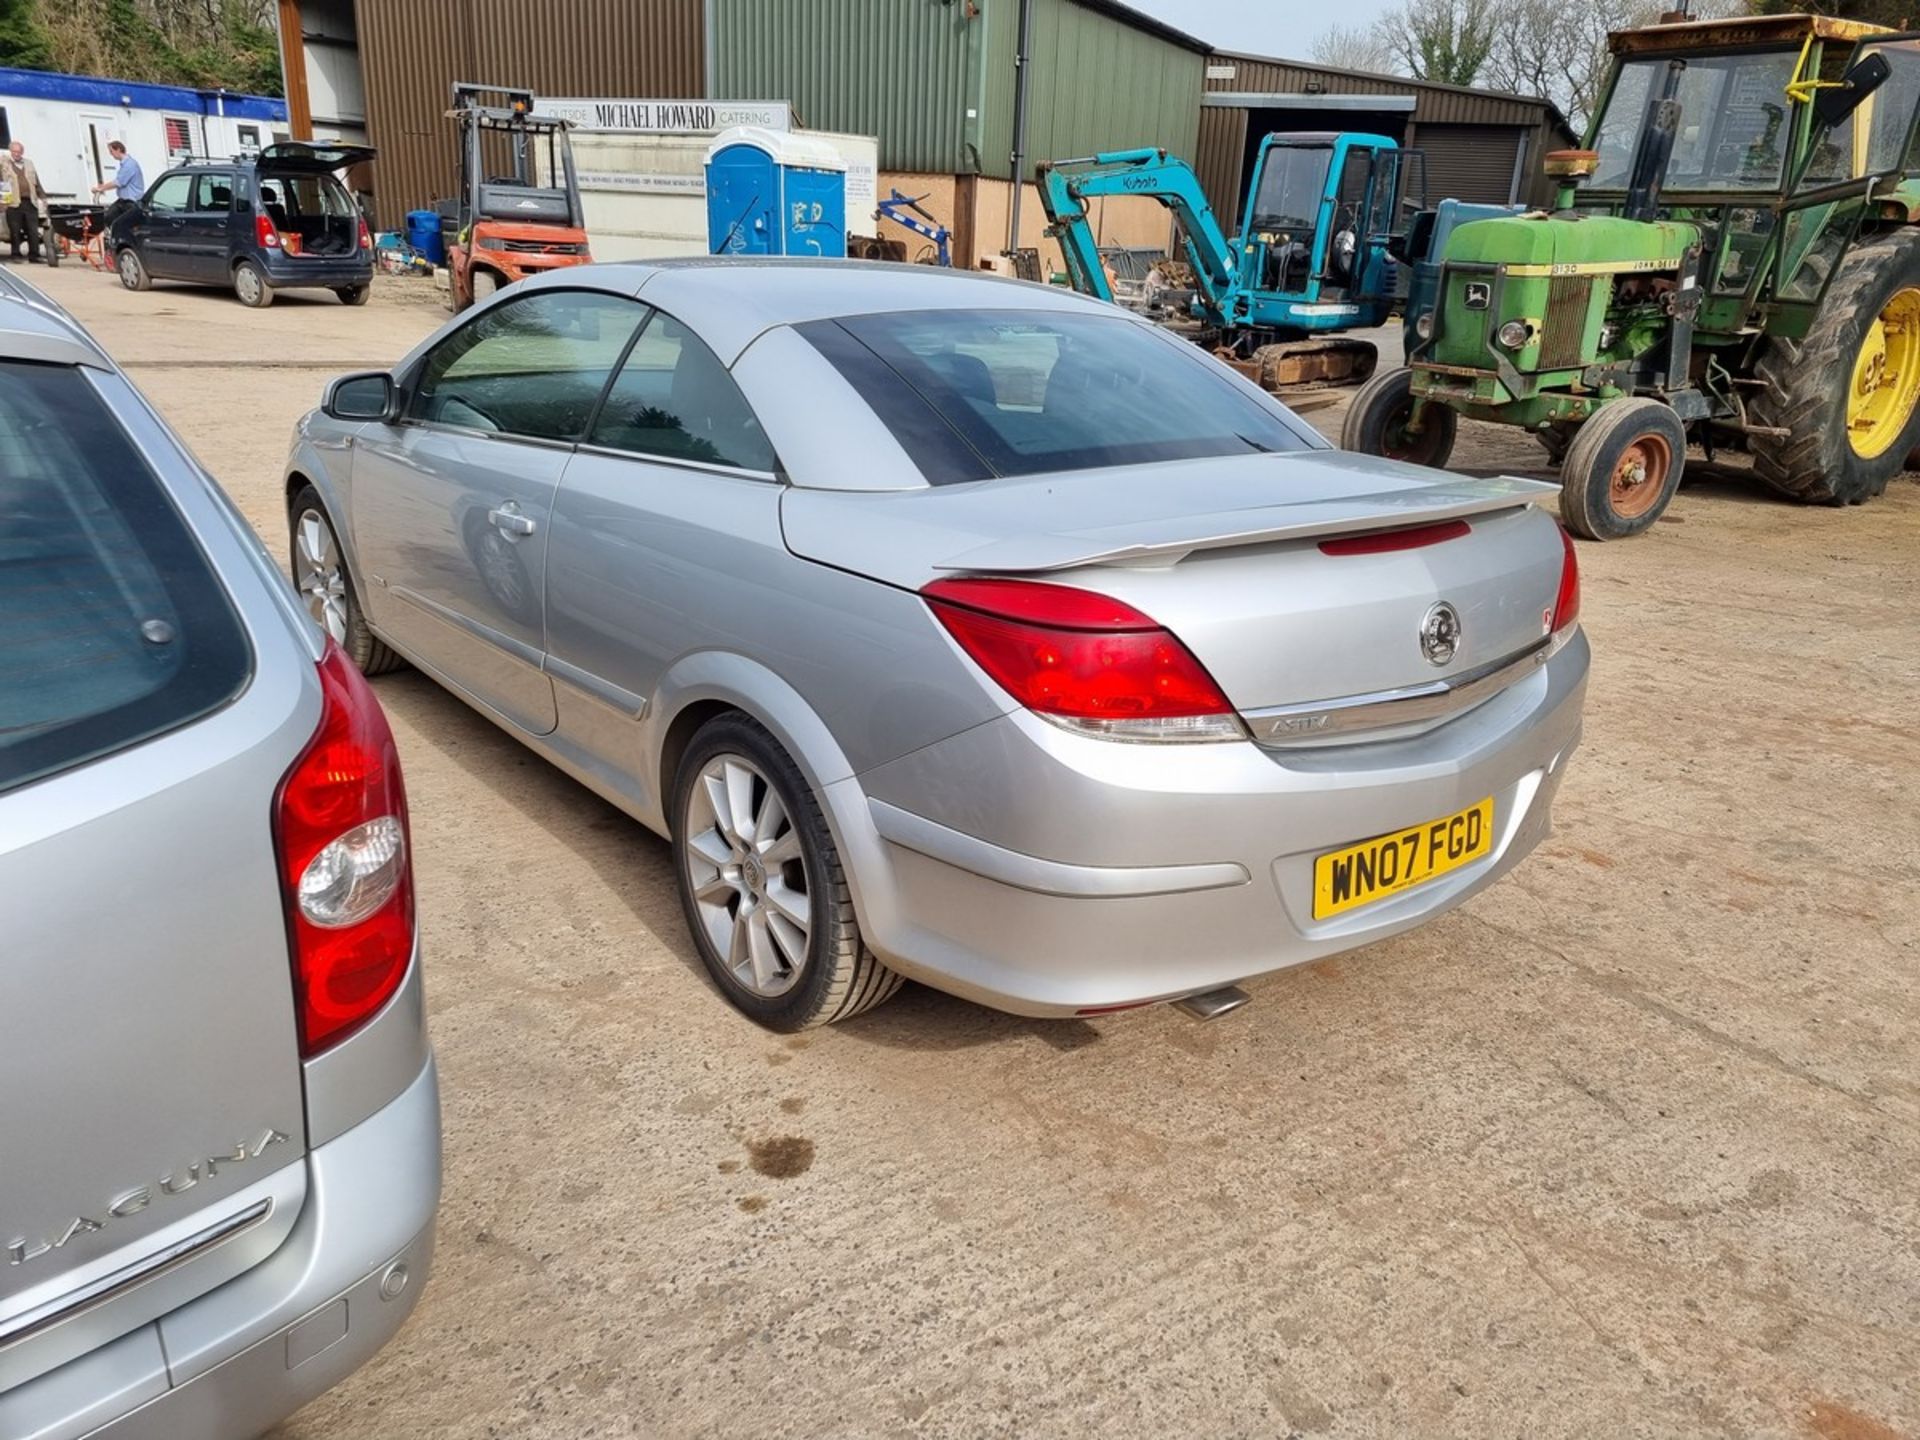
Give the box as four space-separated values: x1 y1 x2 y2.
1345 13 1920 539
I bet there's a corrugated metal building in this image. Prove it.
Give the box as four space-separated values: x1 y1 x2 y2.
712 0 1205 265
1197 54 1579 230
346 0 703 228
309 0 1205 258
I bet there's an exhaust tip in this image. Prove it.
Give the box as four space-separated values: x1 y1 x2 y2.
1173 985 1250 1021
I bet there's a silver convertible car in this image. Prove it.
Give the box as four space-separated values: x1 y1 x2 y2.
285 260 1588 1030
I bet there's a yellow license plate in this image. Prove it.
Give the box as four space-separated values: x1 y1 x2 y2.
1313 797 1494 919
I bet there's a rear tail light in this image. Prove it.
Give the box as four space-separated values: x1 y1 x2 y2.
1549 524 1580 639
358 218 373 251
274 642 414 1057
922 577 1244 743
255 213 281 249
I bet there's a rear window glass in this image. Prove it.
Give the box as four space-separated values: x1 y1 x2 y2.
800 309 1310 482
0 360 250 794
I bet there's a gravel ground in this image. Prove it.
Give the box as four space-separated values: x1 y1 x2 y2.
19 263 1918 1440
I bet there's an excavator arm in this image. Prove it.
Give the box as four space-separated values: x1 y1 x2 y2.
1036 148 1239 321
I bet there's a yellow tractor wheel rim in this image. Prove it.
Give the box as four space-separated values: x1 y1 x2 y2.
1847 286 1920 459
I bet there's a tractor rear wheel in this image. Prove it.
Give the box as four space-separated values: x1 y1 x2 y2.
1558 398 1686 541
1341 367 1456 469
1750 228 1920 505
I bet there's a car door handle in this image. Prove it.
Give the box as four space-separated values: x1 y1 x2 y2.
488 503 538 539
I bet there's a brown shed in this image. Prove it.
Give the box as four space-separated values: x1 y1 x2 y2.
347 0 705 229
1196 53 1578 231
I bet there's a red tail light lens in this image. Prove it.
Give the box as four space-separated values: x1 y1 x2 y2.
923 577 1243 743
255 213 280 249
1318 519 1471 556
1550 524 1580 636
274 642 414 1056
358 218 373 251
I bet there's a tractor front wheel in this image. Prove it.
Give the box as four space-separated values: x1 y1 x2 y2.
1341 367 1456 469
1558 398 1686 541
1750 229 1920 505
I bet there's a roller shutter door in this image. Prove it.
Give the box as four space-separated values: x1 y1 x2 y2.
1418 124 1523 205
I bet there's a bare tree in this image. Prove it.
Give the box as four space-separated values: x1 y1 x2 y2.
1376 0 1498 88
1311 22 1399 76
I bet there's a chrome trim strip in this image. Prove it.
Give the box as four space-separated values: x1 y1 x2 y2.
545 656 648 718
869 799 1249 898
0 1200 272 1351
387 586 545 669
1246 635 1557 747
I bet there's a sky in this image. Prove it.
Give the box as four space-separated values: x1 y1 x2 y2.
1122 0 1400 63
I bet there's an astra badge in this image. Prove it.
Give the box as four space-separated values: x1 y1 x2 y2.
1421 602 1462 667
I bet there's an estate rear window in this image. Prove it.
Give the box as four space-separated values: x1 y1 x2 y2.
0 359 250 793
799 309 1309 482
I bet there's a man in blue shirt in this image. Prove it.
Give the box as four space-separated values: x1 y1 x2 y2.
92 141 145 249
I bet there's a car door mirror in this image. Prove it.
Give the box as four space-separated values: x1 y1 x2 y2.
1815 51 1892 129
323 371 396 422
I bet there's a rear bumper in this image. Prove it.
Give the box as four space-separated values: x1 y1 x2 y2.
259 252 373 289
830 631 1589 1015
0 1057 440 1440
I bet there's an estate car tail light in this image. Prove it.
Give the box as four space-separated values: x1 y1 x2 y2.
1550 524 1581 638
255 213 281 249
359 218 373 251
274 641 414 1057
922 577 1244 743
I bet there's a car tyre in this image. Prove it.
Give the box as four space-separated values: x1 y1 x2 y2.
673 715 903 1031
335 284 371 306
288 485 403 674
1557 397 1686 541
234 259 273 309
117 245 151 292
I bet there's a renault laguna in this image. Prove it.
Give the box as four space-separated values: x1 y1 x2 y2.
284 259 1587 1030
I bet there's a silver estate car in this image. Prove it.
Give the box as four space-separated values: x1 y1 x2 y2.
285 259 1588 1030
0 271 438 1436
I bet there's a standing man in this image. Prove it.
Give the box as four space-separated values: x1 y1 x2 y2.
5 141 53 266
91 140 144 250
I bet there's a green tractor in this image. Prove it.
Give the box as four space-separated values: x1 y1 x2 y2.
1345 13 1920 539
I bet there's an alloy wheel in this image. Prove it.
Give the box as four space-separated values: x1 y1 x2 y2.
682 753 811 998
295 508 349 645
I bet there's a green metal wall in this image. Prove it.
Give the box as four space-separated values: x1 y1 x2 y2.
1012 0 1202 180
711 0 978 174
712 0 1202 179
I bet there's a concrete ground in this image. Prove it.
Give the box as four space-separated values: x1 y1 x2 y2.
21 262 1918 1439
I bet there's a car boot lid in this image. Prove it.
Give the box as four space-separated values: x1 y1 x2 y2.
782 448 1556 586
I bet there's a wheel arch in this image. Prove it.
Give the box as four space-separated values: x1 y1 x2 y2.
645 651 893 941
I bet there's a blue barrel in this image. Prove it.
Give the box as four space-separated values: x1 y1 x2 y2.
405 208 445 265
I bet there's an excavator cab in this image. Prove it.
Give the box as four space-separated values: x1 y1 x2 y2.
1235 133 1419 315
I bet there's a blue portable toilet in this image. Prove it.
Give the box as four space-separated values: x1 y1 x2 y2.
705 127 847 258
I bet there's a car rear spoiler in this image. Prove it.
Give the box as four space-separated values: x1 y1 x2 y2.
933 475 1556 573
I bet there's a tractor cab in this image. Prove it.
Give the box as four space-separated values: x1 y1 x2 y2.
442 83 592 311
1353 12 1920 541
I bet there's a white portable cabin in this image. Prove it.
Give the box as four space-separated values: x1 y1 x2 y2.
0 66 289 207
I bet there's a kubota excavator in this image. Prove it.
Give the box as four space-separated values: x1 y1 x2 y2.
1039 135 1511 390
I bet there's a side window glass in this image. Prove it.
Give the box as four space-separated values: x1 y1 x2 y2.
589 311 777 471
191 173 234 212
145 173 191 213
408 290 648 442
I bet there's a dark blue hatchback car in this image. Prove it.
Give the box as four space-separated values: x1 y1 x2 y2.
114 143 376 308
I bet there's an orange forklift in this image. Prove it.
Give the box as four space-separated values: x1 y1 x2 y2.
442 83 592 310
